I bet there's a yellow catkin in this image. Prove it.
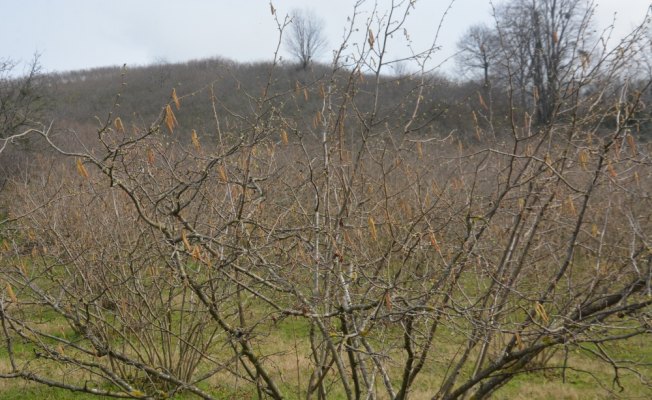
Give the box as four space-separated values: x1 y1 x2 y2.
478 92 487 110
525 144 534 157
416 142 423 159
627 134 637 157
18 261 28 276
164 104 178 133
218 165 228 183
114 117 125 133
614 140 622 161
76 158 89 178
343 230 353 247
578 149 589 170
280 129 289 145
147 148 155 165
384 292 392 311
368 29 375 48
472 111 482 140
566 195 577 216
171 88 181 110
191 245 202 261
191 129 201 151
607 160 617 178
535 302 550 325
6 283 17 303
181 230 192 252
431 181 440 195
368 217 378 241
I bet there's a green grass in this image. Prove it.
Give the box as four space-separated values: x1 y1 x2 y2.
0 320 650 398
495 337 652 400
0 253 649 399
0 385 215 399
0 385 111 400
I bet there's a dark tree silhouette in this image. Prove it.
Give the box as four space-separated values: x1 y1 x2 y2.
0 55 46 142
456 24 497 89
494 0 594 124
284 9 327 70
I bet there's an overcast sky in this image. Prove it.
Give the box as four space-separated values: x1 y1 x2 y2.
2 0 650 77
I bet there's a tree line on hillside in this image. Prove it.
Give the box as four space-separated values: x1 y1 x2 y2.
2 0 651 158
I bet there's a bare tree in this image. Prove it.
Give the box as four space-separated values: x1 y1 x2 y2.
0 55 47 150
490 0 595 124
284 8 327 70
456 24 498 88
0 56 49 212
0 56 46 134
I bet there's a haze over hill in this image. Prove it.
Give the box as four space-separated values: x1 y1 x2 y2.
2 0 650 77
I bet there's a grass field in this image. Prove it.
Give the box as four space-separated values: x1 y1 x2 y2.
0 310 648 399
